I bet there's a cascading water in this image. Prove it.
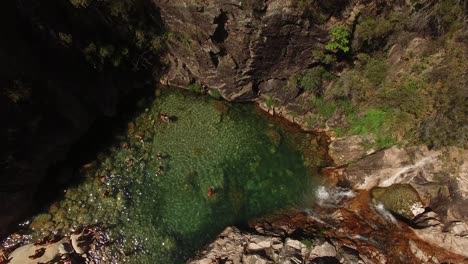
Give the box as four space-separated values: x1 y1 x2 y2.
374 203 398 225
315 186 355 208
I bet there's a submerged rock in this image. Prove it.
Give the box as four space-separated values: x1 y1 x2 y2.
265 129 282 146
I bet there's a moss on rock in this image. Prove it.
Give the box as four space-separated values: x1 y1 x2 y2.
371 184 425 220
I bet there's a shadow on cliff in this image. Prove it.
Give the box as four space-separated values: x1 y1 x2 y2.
0 1 164 238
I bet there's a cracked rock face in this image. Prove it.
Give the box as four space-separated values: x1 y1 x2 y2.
154 0 338 101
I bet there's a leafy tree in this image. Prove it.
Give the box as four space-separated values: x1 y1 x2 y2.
326 25 351 53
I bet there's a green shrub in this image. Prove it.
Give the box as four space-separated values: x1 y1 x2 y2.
299 67 333 94
300 67 324 92
364 58 388 86
208 89 222 99
99 45 114 59
151 36 164 53
336 99 355 115
355 16 393 47
347 108 396 148
188 83 203 93
378 78 427 117
310 97 324 107
355 53 370 65
3 80 32 103
326 25 351 53
312 50 336 64
429 0 465 34
375 136 397 149
58 32 73 46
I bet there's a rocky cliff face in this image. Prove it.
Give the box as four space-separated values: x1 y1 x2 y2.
156 0 353 101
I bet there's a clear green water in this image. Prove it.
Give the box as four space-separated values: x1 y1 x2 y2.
26 90 319 263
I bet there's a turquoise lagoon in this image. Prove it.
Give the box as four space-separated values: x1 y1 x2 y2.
27 89 321 263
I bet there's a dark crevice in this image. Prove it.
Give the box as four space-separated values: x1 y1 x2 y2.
252 82 260 96
209 51 219 67
211 10 229 44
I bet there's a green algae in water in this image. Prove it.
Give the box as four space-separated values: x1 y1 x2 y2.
30 90 317 263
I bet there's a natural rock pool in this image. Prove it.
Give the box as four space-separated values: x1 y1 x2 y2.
5 89 323 263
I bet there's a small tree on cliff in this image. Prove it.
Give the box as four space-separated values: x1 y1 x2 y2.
326 25 351 53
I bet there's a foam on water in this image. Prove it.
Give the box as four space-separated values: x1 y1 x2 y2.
374 203 398 225
315 186 355 207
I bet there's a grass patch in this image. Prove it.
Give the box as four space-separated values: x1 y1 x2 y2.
346 108 397 148
318 103 337 118
349 108 388 135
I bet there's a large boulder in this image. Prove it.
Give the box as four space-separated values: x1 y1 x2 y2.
371 184 425 220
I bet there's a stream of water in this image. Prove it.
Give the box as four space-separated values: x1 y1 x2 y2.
6 89 323 263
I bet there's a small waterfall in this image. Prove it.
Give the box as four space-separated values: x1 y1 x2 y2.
315 186 355 208
374 203 398 225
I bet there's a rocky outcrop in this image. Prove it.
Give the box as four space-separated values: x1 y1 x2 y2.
155 0 357 101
